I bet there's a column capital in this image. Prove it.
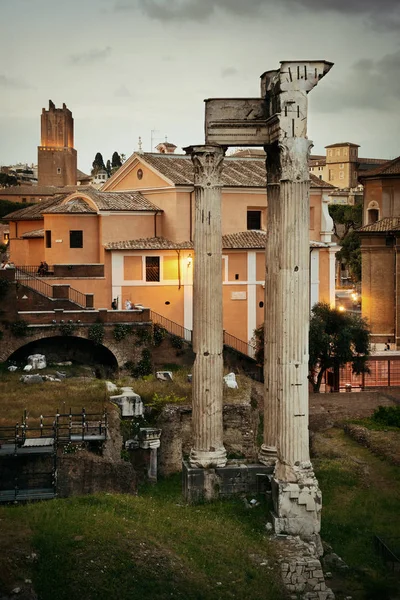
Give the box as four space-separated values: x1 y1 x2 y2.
185 144 226 188
265 138 313 182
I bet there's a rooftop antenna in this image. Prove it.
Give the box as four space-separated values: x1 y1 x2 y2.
138 136 143 154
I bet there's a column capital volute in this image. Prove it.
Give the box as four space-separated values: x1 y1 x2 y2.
184 144 226 188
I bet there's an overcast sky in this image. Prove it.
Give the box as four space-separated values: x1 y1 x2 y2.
1 0 399 172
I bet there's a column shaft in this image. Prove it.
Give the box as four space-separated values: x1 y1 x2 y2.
189 145 227 468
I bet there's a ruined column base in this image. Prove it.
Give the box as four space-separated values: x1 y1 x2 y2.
258 444 278 467
182 460 273 503
189 447 227 469
271 464 322 538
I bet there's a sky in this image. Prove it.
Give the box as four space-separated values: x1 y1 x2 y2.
1 0 400 173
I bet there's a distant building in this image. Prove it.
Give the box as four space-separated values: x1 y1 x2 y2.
359 156 400 349
38 100 77 187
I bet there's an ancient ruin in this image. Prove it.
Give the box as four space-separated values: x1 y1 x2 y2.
187 61 333 536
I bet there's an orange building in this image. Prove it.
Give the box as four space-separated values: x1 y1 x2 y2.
5 150 337 349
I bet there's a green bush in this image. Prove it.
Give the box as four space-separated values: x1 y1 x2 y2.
372 405 400 428
113 323 133 342
135 327 152 345
153 323 167 346
88 323 105 345
129 348 152 378
11 320 29 338
59 322 76 336
170 334 183 349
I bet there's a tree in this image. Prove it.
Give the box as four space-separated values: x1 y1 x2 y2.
252 302 370 393
91 152 106 175
106 159 111 177
309 302 370 392
0 173 18 188
111 151 122 169
329 203 362 283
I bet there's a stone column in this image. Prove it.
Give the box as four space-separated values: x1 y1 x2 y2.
260 62 332 537
187 144 227 469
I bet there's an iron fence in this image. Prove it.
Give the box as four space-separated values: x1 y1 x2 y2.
151 311 192 343
223 330 256 358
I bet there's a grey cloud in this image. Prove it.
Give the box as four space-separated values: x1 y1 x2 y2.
314 50 400 114
115 0 400 30
69 46 112 65
0 75 31 89
221 67 238 78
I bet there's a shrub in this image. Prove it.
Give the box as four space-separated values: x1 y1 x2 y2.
59 322 76 336
113 323 133 342
135 327 152 345
88 323 105 345
153 323 167 346
129 348 152 378
146 392 187 416
372 405 400 428
11 320 29 338
170 334 184 349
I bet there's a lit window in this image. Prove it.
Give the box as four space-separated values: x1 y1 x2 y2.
70 230 83 248
146 256 160 281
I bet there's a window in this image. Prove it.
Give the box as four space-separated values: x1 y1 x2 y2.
340 163 344 169
4 233 9 242
368 209 379 224
146 256 160 281
45 230 52 248
339 172 344 179
247 210 261 230
22 198 27 203
329 170 334 181
386 236 395 247
57 168 62 174
70 230 83 248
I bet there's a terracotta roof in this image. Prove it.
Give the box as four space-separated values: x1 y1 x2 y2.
325 142 360 148
222 230 266 248
21 228 44 239
77 169 91 181
136 153 333 189
105 237 192 250
83 188 161 211
106 231 329 251
3 196 67 220
359 156 400 179
309 173 334 188
43 198 97 214
359 217 400 233
0 185 78 195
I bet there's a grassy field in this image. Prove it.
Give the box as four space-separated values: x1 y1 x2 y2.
0 477 285 600
313 428 400 599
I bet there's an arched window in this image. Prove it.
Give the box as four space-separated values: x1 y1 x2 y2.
367 201 380 224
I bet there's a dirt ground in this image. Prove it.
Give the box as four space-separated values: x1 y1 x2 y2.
309 390 399 430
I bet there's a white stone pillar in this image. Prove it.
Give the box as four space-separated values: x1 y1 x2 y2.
188 145 227 469
260 61 332 537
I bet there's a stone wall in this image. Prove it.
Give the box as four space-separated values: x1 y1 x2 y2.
57 452 136 497
156 402 260 476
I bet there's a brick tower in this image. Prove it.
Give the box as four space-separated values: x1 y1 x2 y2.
38 100 77 186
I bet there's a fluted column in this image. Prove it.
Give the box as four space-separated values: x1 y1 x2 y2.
259 153 279 467
267 138 322 536
188 144 227 469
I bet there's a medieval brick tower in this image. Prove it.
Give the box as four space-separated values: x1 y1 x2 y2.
38 100 77 186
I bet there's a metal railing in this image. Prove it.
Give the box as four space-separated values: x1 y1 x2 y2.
150 310 256 358
15 265 88 308
14 265 54 277
15 266 54 299
151 311 192 343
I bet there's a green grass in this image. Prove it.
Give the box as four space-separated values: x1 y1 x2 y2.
313 429 400 598
0 476 284 600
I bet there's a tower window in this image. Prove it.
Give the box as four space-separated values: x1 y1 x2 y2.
70 230 83 248
247 210 261 230
146 256 160 281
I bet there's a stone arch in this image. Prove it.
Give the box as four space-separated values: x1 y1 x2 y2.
6 335 118 373
367 200 380 224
